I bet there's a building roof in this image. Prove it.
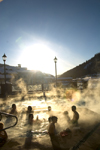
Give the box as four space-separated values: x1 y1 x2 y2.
57 77 73 80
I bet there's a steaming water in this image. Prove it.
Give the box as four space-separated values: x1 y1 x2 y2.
0 97 71 139
1 98 50 138
1 93 100 150
0 97 78 140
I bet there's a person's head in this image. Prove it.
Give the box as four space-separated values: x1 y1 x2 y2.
48 117 52 123
29 114 33 120
28 106 32 112
12 104 16 110
52 116 58 123
72 105 76 111
64 111 68 115
48 106 51 111
0 122 4 130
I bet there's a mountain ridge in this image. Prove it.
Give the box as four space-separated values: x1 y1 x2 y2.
60 53 100 78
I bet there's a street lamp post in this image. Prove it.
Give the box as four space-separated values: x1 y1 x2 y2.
2 54 7 96
54 57 57 87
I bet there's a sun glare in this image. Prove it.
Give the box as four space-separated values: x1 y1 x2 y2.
18 43 56 74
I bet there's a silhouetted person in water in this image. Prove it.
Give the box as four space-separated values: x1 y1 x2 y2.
63 111 70 124
27 106 33 113
9 104 18 115
48 106 51 111
47 106 54 121
48 116 52 123
71 105 79 126
47 116 52 131
26 106 34 116
28 114 34 125
48 116 61 150
5 104 18 123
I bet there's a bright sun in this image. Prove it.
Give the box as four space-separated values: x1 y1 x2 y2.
18 43 56 74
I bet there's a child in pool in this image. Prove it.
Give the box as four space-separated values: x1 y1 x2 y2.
9 104 18 116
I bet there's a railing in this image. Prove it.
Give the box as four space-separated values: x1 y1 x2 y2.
0 112 18 131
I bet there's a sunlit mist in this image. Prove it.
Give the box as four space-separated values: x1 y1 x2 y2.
17 43 56 74
1 78 100 149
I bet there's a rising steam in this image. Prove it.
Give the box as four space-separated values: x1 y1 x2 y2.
0 77 100 149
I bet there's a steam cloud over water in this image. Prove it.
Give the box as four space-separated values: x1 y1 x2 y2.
0 78 100 149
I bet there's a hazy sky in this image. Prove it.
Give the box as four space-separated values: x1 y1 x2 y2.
0 0 100 75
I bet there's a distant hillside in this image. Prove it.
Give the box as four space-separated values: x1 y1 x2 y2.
60 53 100 78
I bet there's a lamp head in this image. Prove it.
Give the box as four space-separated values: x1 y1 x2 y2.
54 57 57 63
2 53 7 61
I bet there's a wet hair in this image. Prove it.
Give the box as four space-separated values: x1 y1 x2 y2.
48 106 51 108
12 104 16 108
48 117 52 122
48 106 51 111
64 111 68 115
28 106 32 111
52 116 58 120
72 105 76 110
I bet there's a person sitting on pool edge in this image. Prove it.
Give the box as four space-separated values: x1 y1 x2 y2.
0 122 8 147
